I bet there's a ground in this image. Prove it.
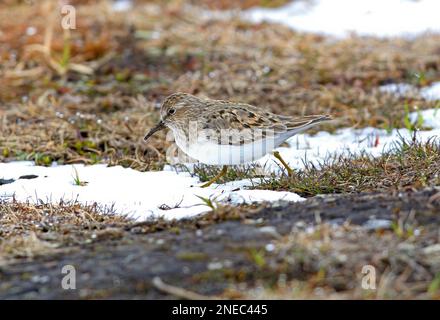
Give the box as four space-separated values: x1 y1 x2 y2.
2 188 440 299
0 0 440 299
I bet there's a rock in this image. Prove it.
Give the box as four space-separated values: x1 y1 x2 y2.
0 178 14 186
18 175 38 180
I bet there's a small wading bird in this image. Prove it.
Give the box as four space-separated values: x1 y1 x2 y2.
144 93 331 187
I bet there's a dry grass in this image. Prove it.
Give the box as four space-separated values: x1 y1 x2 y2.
1 188 439 299
233 222 440 299
257 137 440 196
0 197 251 263
0 200 130 263
1 1 440 169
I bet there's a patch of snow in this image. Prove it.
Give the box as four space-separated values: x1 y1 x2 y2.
362 219 392 231
112 0 132 12
257 107 440 172
379 81 440 101
421 82 440 101
244 0 440 38
379 83 417 97
219 189 303 205
0 162 304 221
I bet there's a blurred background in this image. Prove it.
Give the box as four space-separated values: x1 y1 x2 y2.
0 0 439 168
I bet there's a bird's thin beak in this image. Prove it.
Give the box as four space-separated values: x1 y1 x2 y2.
144 120 165 142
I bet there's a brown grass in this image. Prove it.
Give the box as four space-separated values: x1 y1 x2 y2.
257 137 440 196
234 222 440 299
1 1 440 168
0 200 129 263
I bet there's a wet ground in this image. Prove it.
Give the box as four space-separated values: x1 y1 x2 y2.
1 187 439 299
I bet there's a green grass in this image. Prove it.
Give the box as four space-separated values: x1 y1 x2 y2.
192 163 263 184
72 166 88 186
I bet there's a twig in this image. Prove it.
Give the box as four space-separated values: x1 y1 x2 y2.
152 277 219 300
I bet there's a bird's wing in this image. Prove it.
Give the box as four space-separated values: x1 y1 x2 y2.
197 100 331 146
197 101 289 146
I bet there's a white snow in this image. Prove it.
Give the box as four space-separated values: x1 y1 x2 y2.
409 109 440 129
379 83 418 97
0 162 304 221
362 219 392 231
244 0 440 37
257 120 440 173
379 81 440 101
1 105 440 221
112 0 132 12
421 82 440 101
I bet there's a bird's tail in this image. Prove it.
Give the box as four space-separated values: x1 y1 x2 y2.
285 114 331 134
273 114 331 145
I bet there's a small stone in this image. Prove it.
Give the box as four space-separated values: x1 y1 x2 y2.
207 261 223 270
265 243 275 252
362 219 392 231
259 226 281 238
26 26 37 36
423 244 440 255
18 175 38 180
0 178 14 185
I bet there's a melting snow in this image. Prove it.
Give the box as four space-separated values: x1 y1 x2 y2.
112 0 133 12
420 82 440 101
258 120 440 173
244 0 440 37
379 81 440 101
0 162 303 221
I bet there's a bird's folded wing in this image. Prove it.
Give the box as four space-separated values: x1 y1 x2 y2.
198 101 330 146
199 102 288 146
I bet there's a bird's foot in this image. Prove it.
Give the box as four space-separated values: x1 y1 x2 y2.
273 151 294 176
199 165 228 188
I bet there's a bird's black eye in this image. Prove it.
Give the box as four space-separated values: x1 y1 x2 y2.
168 108 176 115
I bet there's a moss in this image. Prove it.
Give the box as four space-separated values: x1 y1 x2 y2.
176 251 209 261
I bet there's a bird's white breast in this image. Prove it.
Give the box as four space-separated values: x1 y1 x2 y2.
173 129 277 165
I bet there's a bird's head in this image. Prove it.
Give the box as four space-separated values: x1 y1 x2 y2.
144 92 199 142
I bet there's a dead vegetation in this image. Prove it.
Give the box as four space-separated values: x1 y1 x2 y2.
0 200 130 264
1 0 440 168
1 189 440 299
257 137 440 196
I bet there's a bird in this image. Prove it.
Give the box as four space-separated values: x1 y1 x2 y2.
144 92 331 187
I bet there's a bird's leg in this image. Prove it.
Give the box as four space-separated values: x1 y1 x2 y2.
273 151 294 176
200 165 228 188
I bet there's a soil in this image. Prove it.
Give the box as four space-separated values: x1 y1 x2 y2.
1 187 439 299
